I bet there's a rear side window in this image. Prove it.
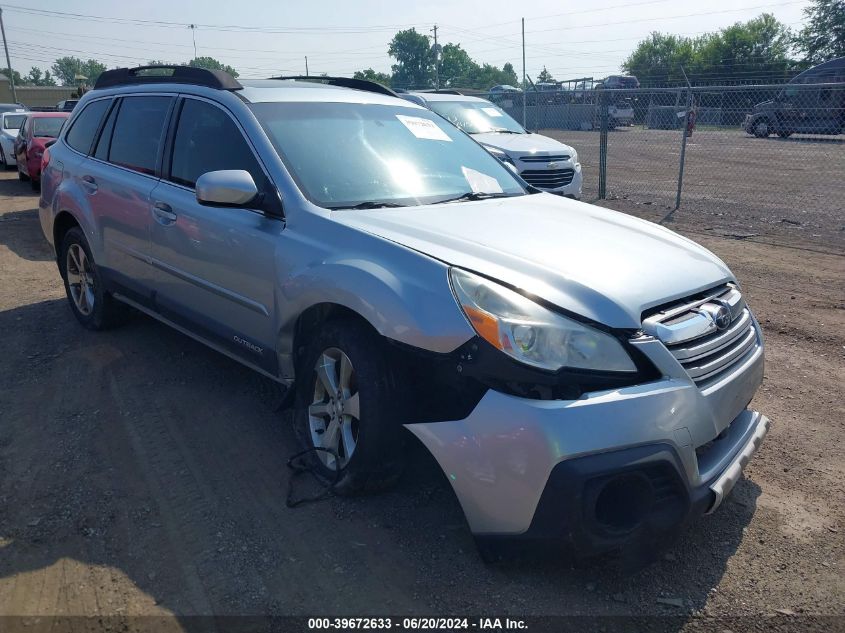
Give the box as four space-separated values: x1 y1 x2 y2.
4 114 25 130
65 99 110 154
108 96 171 175
169 98 267 189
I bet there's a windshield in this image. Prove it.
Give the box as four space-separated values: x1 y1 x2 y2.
4 114 25 130
427 100 526 134
250 102 526 209
32 117 65 138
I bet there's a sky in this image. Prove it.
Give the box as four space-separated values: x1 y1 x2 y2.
0 0 813 82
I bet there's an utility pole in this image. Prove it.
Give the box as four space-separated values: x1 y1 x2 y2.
189 24 197 59
521 17 526 129
431 24 439 90
305 56 309 77
0 8 17 104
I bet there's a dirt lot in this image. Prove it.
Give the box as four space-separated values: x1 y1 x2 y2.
543 127 845 252
0 165 843 631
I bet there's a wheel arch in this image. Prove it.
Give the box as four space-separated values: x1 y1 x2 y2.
274 258 475 383
52 210 82 261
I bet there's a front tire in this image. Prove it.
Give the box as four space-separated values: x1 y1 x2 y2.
752 119 770 138
59 227 127 330
294 319 404 494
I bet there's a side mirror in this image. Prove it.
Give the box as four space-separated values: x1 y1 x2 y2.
196 170 258 206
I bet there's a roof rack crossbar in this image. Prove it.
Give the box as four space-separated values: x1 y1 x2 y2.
94 66 242 91
269 75 397 98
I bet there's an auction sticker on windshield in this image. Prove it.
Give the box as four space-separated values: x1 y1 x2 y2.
396 115 452 141
481 107 503 117
462 166 503 194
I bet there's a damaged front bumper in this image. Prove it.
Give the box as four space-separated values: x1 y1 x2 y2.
405 337 766 556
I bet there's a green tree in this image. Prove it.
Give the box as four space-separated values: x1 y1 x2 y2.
536 66 555 83
353 68 392 86
439 43 477 86
794 0 845 64
188 56 239 78
622 32 696 85
51 57 106 86
25 67 57 86
623 14 793 85
694 14 791 81
388 28 435 89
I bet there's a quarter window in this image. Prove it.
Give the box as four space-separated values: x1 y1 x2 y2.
65 99 111 154
169 98 266 189
108 96 172 175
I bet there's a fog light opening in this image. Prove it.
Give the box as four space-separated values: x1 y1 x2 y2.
594 473 654 534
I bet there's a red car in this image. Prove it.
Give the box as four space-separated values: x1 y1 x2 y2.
15 111 69 190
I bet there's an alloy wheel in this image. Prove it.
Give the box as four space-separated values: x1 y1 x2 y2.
308 347 360 470
66 243 95 316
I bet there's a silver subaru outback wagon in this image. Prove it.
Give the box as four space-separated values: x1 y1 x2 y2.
39 66 769 560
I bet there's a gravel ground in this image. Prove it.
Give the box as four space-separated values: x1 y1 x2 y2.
0 166 842 632
542 127 845 252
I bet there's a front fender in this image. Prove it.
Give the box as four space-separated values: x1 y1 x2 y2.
275 221 475 380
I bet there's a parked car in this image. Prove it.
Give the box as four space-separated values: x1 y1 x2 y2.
15 111 69 189
57 99 79 112
595 75 640 90
40 67 769 561
608 97 635 126
0 111 27 167
0 102 27 113
489 84 522 94
744 57 845 138
405 91 583 198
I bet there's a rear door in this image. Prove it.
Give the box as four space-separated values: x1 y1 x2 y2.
84 95 175 303
148 96 282 374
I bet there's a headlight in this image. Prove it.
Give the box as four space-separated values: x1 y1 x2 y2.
482 145 515 167
450 268 636 372
570 149 579 164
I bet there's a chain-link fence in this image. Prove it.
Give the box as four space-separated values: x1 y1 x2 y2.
492 84 845 228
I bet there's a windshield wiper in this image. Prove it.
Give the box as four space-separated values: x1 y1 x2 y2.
490 129 522 134
329 201 407 210
436 192 515 204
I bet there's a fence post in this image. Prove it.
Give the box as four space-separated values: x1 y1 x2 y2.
598 91 608 200
674 88 692 210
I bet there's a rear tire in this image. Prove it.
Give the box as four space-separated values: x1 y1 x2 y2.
30 178 39 191
18 168 28 181
293 318 404 494
59 227 128 330
778 131 792 138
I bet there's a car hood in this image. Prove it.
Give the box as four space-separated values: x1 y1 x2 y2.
471 131 574 155
333 194 733 329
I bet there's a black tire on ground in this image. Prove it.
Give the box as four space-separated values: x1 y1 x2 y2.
778 131 792 138
59 227 128 330
752 119 770 138
30 179 39 191
293 318 404 494
18 169 29 181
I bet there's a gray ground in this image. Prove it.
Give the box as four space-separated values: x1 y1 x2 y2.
542 127 845 251
0 161 843 631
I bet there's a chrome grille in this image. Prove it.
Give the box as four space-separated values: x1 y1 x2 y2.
520 168 575 188
520 154 571 163
642 284 760 386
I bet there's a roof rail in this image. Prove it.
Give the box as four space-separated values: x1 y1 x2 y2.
269 75 397 98
94 66 243 91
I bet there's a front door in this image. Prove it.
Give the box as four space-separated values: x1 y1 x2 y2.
149 97 281 374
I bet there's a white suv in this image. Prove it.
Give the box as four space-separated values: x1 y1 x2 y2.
405 92 583 199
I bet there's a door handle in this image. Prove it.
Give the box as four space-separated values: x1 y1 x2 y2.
81 175 98 193
152 201 177 223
